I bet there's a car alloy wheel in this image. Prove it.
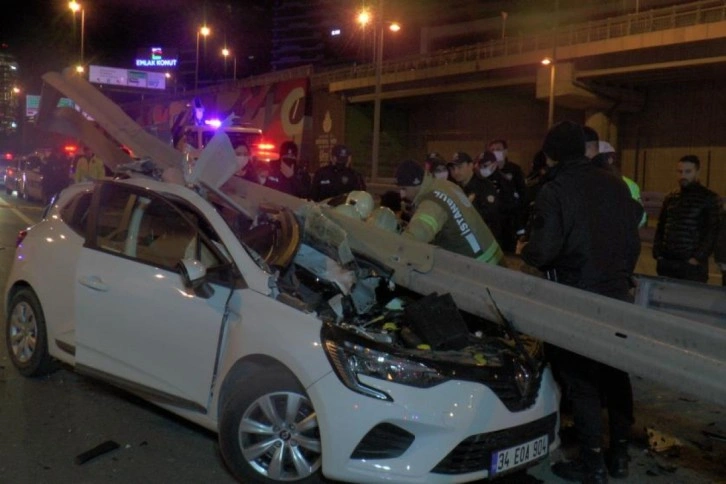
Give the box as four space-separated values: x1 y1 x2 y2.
8 300 38 364
240 391 321 480
219 370 322 483
6 288 56 377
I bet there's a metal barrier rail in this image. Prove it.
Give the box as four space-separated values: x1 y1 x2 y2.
311 0 726 89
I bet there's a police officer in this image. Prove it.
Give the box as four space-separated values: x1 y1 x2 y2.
266 141 308 197
394 159 503 265
310 144 366 201
447 151 502 244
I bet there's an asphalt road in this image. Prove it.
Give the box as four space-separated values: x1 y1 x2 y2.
0 191 724 484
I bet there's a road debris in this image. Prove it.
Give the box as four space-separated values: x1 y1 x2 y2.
74 440 120 465
646 427 682 453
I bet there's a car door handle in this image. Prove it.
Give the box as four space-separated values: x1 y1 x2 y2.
78 276 109 292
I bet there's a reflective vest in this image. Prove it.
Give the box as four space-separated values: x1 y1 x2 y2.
623 176 647 228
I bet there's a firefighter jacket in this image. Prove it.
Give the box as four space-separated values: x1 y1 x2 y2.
404 175 503 265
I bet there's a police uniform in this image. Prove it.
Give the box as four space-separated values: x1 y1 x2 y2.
310 145 366 201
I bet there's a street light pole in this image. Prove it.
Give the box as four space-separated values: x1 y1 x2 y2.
68 1 85 68
222 48 237 80
371 2 384 180
547 61 556 128
195 26 210 90
80 7 85 66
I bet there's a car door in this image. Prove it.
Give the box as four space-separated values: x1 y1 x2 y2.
74 182 235 412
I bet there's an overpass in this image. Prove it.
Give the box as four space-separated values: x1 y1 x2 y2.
120 1 726 191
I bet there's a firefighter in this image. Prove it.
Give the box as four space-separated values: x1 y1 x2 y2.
394 159 503 265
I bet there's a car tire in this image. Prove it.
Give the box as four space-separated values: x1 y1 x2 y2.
219 369 323 484
6 288 57 377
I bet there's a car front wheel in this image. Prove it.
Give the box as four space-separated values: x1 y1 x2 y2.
6 287 57 377
219 370 323 483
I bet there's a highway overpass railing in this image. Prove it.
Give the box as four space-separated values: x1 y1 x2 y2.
311 0 726 89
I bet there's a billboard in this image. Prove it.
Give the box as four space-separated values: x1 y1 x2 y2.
25 95 76 118
88 65 167 91
135 47 179 68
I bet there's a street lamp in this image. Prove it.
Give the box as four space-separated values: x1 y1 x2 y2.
68 1 85 68
222 47 237 80
542 57 556 129
195 25 211 90
359 1 400 180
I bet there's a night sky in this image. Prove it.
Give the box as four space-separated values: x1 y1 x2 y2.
3 0 273 94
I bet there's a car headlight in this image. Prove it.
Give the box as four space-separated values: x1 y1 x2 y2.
323 336 449 401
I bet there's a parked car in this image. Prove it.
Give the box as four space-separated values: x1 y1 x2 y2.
3 156 24 196
16 154 45 201
0 155 15 188
4 175 559 483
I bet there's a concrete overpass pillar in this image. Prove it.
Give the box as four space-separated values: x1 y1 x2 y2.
585 111 618 148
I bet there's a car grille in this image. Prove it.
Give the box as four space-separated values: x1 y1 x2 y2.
350 423 415 459
431 412 557 475
485 371 542 412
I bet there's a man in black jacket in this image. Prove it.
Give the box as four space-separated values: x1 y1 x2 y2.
519 121 643 484
310 144 366 201
653 155 721 283
447 151 502 244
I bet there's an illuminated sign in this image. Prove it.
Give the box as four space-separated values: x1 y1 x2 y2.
25 95 76 117
88 65 166 91
135 47 178 68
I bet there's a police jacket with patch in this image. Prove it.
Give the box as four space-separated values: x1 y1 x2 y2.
405 175 503 264
310 164 366 201
462 174 502 242
653 182 721 264
521 157 642 299
264 169 296 197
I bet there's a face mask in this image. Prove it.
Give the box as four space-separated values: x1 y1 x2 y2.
235 155 249 171
280 160 295 178
493 150 505 162
258 176 267 185
479 166 494 178
434 170 449 180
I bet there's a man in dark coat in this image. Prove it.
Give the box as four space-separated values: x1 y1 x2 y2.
265 141 309 198
488 138 526 251
520 121 643 484
652 155 721 283
310 144 366 202
447 151 502 244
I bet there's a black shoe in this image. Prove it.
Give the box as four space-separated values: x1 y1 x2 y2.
552 450 608 484
606 444 630 478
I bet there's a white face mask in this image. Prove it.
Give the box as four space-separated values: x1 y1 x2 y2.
434 170 449 180
235 155 249 171
493 150 506 162
280 160 295 178
479 166 494 178
258 176 267 185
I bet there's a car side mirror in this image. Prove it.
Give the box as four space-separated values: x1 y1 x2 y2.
177 258 215 299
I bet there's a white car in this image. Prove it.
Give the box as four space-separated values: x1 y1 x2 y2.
4 174 559 484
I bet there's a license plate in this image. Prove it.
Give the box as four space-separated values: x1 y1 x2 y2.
490 434 548 476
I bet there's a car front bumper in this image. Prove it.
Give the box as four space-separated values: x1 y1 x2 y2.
308 366 560 483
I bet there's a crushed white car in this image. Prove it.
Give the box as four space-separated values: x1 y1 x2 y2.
5 147 559 483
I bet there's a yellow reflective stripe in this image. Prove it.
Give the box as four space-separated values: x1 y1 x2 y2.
476 242 503 264
417 213 440 233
